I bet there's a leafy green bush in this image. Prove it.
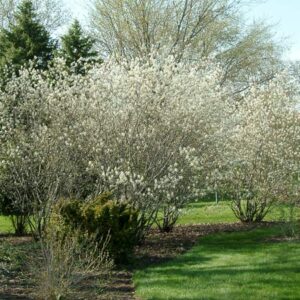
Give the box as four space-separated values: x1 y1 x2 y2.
57 192 140 263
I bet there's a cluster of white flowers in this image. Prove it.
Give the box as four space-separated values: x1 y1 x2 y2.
0 53 298 232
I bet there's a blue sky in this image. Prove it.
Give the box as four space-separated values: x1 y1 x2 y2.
62 0 300 61
245 0 300 60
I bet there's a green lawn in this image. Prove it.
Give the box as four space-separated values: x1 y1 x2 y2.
0 215 13 233
134 226 300 300
177 200 300 225
177 201 236 224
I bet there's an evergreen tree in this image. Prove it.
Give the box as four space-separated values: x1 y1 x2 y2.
0 0 56 73
60 19 100 74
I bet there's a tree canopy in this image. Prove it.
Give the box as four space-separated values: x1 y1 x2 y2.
0 0 56 73
89 0 283 91
0 0 69 32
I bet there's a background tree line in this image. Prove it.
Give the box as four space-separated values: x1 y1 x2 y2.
0 0 287 86
0 0 99 76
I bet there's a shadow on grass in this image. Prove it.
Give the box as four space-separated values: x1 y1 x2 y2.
134 227 300 300
132 223 277 270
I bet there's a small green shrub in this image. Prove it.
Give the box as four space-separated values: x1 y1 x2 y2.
57 192 140 263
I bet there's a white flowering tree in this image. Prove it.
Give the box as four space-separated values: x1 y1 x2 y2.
1 51 297 237
0 54 231 236
50 55 231 233
222 73 300 222
0 66 67 235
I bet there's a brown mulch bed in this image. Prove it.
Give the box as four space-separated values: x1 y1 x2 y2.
0 222 276 300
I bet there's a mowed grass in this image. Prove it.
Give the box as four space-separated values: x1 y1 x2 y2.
177 200 300 225
0 215 13 233
134 226 300 300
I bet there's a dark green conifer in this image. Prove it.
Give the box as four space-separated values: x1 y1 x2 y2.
60 19 100 74
0 0 56 74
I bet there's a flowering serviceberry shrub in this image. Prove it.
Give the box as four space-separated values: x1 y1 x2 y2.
0 53 233 235
222 73 300 222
